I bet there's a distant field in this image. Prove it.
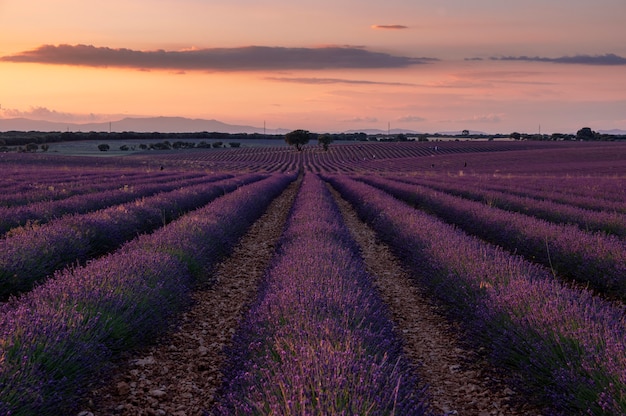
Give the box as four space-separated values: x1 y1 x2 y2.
43 137 290 155
134 139 626 175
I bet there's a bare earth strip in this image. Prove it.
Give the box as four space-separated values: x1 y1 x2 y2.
80 179 300 416
329 184 545 416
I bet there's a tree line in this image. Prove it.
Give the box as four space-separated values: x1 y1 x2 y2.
0 131 285 148
1 127 623 152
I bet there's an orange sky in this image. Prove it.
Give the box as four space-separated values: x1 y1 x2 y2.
1 0 625 134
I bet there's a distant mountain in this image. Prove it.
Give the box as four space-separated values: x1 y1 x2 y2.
598 129 626 135
109 117 263 134
342 128 489 136
342 128 422 135
0 116 290 134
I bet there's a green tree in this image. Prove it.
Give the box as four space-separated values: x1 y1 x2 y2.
285 129 310 151
317 133 333 151
25 143 38 152
98 144 110 151
576 127 598 141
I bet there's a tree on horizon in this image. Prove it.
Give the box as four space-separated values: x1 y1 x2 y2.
285 129 310 151
317 133 333 151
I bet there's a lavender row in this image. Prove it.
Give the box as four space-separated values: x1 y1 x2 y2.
359 175 626 299
0 173 295 416
154 140 539 174
152 147 301 173
472 174 626 206
0 168 127 196
430 174 626 208
0 174 264 300
0 169 207 208
0 172 232 235
410 174 626 216
396 175 626 238
213 174 429 415
325 175 626 415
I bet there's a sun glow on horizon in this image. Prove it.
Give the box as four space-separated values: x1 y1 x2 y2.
1 0 625 134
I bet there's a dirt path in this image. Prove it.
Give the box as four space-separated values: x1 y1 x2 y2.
80 177 545 416
80 179 300 416
329 184 544 416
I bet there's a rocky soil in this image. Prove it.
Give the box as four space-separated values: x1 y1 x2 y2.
79 179 545 416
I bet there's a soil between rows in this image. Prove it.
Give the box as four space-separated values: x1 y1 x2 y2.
80 178 544 416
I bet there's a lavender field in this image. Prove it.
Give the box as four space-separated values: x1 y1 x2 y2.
0 140 625 415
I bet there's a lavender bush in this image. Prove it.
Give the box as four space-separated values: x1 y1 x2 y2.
464 175 626 209
0 173 295 415
358 175 626 299
326 174 626 415
214 174 430 415
0 168 206 208
0 172 231 235
397 175 626 238
0 174 265 299
0 250 190 415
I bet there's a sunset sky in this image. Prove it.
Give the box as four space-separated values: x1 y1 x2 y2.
1 0 625 134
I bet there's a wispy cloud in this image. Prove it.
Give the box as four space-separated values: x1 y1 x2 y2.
0 105 149 124
455 113 504 123
396 115 426 122
371 24 408 30
438 113 504 125
489 53 626 65
0 44 434 70
449 70 556 86
264 76 416 86
0 106 106 122
342 116 379 123
426 78 492 89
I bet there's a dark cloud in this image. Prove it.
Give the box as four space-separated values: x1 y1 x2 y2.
397 115 426 122
264 76 416 86
0 44 433 70
371 24 408 30
490 53 626 65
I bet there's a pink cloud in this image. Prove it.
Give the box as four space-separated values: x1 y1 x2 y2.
0 106 94 122
457 114 504 123
342 116 379 123
371 25 409 30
